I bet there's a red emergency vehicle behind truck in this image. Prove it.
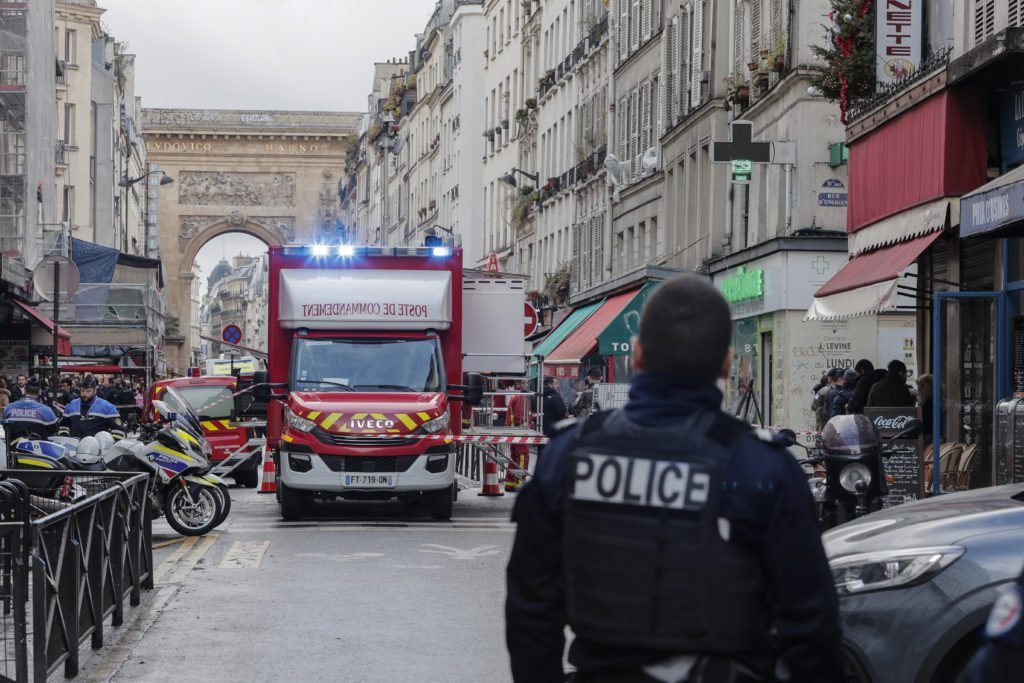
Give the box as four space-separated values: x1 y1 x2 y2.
262 243 517 520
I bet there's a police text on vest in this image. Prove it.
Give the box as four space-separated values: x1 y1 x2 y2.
570 453 710 510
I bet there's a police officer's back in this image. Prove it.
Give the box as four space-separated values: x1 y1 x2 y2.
964 564 1024 682
505 275 843 683
58 375 125 440
2 376 58 441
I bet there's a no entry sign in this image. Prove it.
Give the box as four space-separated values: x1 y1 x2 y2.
523 303 539 337
222 324 242 344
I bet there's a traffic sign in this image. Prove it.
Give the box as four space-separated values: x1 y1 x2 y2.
32 256 80 301
222 324 242 344
523 303 539 337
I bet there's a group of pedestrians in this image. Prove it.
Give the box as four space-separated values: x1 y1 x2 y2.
811 359 932 430
1 373 136 442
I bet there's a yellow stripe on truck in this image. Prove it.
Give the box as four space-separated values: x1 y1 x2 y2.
219 420 231 429
202 421 218 432
320 413 342 430
396 414 418 430
307 411 321 420
417 412 430 421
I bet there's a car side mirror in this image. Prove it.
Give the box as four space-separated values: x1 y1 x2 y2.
464 372 484 407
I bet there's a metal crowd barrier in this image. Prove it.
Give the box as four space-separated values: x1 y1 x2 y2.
0 471 153 682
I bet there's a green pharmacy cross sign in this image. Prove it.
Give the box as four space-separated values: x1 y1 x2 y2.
720 266 764 303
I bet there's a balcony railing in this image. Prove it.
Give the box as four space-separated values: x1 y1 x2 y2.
56 59 67 85
847 45 954 123
0 67 26 90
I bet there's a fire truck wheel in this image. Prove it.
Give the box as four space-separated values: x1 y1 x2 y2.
235 468 259 488
279 482 305 521
429 483 454 520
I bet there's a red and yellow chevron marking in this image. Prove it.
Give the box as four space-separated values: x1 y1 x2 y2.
200 419 234 432
295 409 440 434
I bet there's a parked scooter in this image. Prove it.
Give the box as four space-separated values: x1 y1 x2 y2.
779 414 921 530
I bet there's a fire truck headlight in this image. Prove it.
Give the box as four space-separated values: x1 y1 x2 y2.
285 406 317 433
420 412 449 434
311 244 330 257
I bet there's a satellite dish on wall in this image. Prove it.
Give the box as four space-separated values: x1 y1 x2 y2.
33 255 80 301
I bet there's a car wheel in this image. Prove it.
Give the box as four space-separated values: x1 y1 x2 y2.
935 631 983 683
429 484 454 520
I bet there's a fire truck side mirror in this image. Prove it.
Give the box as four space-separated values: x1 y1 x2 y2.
464 373 485 406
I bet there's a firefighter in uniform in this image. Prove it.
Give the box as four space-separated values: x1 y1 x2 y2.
964 565 1024 682
2 376 58 441
505 275 843 683
505 383 533 492
58 375 125 440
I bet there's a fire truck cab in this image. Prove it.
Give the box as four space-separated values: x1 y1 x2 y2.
262 243 519 520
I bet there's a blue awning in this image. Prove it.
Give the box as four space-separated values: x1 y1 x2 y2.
961 164 1024 237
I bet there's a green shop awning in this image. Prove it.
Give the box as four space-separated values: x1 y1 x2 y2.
597 281 659 355
533 301 603 360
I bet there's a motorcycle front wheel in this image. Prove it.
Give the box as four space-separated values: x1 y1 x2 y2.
212 483 231 528
164 483 222 536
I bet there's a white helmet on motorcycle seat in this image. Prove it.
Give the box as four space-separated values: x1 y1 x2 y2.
75 436 101 464
95 431 115 452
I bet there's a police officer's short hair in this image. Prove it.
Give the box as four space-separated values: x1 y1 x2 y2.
639 275 731 383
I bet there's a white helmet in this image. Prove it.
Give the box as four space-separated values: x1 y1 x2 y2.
76 436 101 464
95 431 115 452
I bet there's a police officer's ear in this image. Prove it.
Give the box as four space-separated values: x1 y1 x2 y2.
631 336 644 373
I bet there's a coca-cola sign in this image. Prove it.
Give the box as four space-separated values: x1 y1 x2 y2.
873 415 914 432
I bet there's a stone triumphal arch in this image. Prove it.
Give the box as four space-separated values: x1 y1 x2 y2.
142 109 361 373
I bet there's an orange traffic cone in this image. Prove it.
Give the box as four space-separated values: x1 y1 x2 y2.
258 447 277 494
478 457 504 497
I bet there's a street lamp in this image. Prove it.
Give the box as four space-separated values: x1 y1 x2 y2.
119 170 174 255
499 167 540 188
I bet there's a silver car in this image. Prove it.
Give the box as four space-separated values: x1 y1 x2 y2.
824 483 1024 683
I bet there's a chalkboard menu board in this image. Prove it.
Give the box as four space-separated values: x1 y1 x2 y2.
865 408 922 507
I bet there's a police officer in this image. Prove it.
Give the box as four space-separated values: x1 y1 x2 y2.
58 375 125 440
505 275 843 683
2 376 58 441
964 565 1024 682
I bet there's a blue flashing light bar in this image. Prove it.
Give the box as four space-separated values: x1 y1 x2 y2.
279 245 454 258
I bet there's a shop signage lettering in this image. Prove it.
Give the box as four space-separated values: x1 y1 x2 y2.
300 302 429 318
877 0 921 85
818 178 848 207
720 267 764 303
1002 83 1024 168
961 181 1024 237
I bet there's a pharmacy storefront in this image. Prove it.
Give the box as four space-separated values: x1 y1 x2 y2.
710 237 917 438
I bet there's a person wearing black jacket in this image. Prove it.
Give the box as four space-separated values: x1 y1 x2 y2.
506 275 843 683
867 360 915 408
539 377 568 437
847 359 886 415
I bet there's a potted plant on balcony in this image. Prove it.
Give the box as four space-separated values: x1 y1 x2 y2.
525 97 537 110
516 108 529 123
723 75 750 110
494 126 503 137
429 199 437 211
771 35 786 72
485 129 495 142
546 176 559 190
501 118 509 130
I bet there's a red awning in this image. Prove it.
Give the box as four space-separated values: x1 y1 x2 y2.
545 289 637 363
61 365 124 374
806 230 944 320
11 299 72 355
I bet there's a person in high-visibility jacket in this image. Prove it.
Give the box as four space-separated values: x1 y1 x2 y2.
504 384 532 492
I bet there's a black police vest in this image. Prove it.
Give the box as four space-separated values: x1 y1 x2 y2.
563 409 767 655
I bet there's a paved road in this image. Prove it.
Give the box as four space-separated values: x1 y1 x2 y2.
85 487 518 683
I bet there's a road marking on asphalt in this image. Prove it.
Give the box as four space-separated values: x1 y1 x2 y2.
164 534 218 585
218 540 270 569
295 551 384 563
152 537 186 549
418 544 502 560
390 564 443 570
153 536 198 583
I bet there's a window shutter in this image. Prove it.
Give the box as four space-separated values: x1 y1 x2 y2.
580 222 591 290
674 13 683 120
751 0 761 60
618 0 629 63
630 89 640 178
631 0 641 51
974 0 995 45
591 215 603 283
733 2 743 74
641 80 652 154
642 0 652 40
690 0 703 109
1010 0 1021 29
659 23 669 137
571 223 581 292
619 96 628 159
770 0 783 51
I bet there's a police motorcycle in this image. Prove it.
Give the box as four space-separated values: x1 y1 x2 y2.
779 414 921 530
97 400 230 536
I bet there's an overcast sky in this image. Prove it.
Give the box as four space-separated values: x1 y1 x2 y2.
101 0 430 112
101 0 432 290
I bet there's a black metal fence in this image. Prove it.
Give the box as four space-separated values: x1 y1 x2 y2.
0 471 153 682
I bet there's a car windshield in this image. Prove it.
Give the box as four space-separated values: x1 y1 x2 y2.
175 385 234 420
290 338 444 393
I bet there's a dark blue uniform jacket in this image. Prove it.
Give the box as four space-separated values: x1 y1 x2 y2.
505 373 844 682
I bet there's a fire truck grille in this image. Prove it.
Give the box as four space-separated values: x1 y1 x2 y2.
313 429 418 447
319 455 418 473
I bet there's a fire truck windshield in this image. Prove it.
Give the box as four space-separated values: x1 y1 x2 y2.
176 385 235 419
290 338 444 393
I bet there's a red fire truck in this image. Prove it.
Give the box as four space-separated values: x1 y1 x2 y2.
259 243 523 520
